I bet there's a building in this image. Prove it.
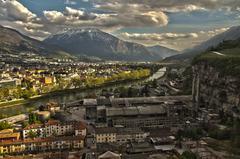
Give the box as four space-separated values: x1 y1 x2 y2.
95 127 117 143
0 129 20 142
36 111 51 122
0 114 28 124
22 120 87 139
41 77 54 85
44 120 75 137
22 124 45 139
116 128 149 143
98 151 121 159
106 105 184 128
95 127 149 144
75 122 87 136
0 79 21 88
0 135 85 154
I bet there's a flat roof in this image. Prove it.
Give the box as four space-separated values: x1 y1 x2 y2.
108 96 191 105
106 105 166 117
83 99 97 106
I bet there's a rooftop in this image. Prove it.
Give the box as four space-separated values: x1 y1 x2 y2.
106 105 166 117
83 98 97 106
95 127 146 135
23 123 43 130
0 135 85 146
0 132 20 141
98 151 121 159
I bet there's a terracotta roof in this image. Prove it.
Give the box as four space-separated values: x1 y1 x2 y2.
23 124 43 130
0 135 85 146
44 119 60 126
74 122 87 130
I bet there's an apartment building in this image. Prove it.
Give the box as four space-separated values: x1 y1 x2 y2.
95 127 117 143
23 120 87 139
0 129 20 142
116 128 149 143
95 127 149 144
0 135 85 154
44 120 74 137
22 124 45 139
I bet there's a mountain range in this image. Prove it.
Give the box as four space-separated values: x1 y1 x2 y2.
165 26 240 62
4 24 238 63
146 45 179 59
44 28 178 62
0 25 180 62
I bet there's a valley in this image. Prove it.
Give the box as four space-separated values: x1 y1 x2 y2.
0 1 240 157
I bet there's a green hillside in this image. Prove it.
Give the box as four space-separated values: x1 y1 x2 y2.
192 39 240 77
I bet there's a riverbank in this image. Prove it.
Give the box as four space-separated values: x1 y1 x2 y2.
0 68 161 108
0 67 166 119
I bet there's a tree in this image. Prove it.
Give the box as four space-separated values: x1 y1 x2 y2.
28 130 38 139
22 121 29 128
71 78 81 88
28 113 38 124
0 121 12 130
0 88 9 100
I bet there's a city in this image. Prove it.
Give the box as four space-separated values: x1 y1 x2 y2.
0 0 240 159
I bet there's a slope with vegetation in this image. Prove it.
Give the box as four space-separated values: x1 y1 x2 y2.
0 26 72 58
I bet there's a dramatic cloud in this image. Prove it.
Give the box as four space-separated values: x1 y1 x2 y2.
44 7 98 24
120 27 229 50
93 0 240 12
0 0 37 21
0 0 50 39
43 6 168 29
121 32 199 41
44 11 66 23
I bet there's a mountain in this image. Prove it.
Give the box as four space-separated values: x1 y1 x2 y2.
44 28 163 62
146 45 179 59
165 26 240 62
0 25 72 58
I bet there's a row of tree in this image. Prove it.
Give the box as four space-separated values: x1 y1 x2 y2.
70 69 151 89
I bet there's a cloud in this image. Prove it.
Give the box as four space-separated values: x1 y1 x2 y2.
0 0 51 39
121 32 198 41
160 5 206 13
43 6 168 29
43 11 66 23
43 7 97 24
120 27 229 50
0 0 37 22
93 0 240 12
199 27 229 36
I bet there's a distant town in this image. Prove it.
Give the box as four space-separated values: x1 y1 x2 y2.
0 55 156 108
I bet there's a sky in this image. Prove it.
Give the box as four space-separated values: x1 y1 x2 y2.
0 0 240 51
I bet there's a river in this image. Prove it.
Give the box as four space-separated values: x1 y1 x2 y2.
0 67 166 118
